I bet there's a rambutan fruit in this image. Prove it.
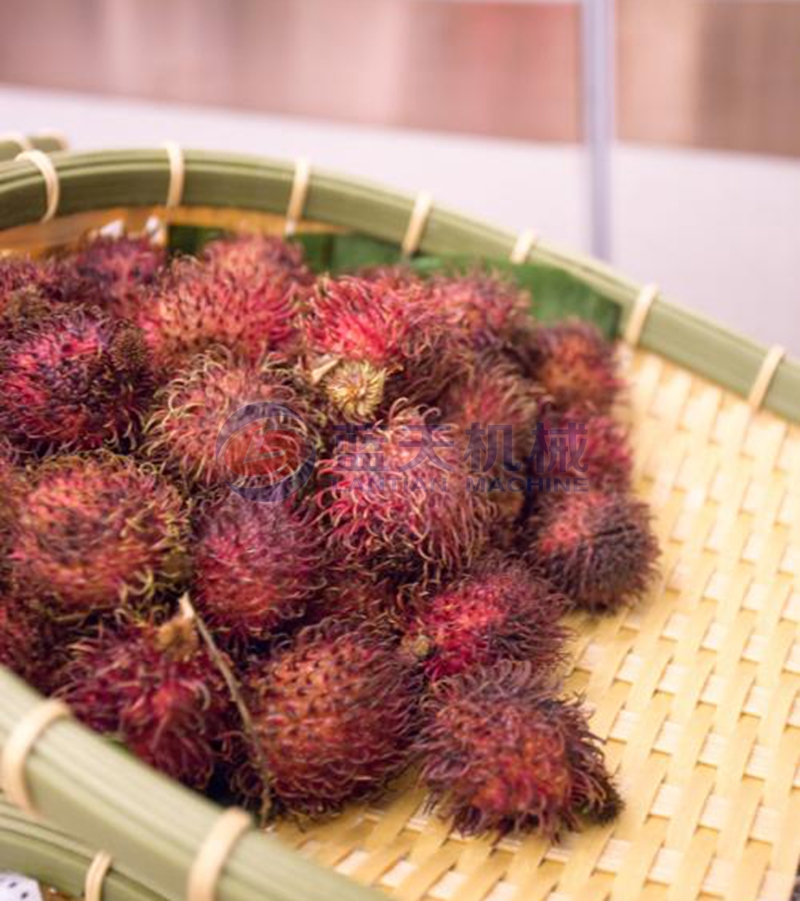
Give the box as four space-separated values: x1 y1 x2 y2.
10 454 189 613
0 441 21 582
69 234 167 320
527 489 658 613
531 321 622 413
193 495 322 648
144 352 316 493
316 404 494 593
202 234 313 283
404 558 567 682
418 270 530 357
0 595 41 682
0 255 72 313
302 276 444 422
136 252 307 371
417 662 621 836
0 303 154 452
56 612 232 789
438 355 541 521
237 617 421 815
314 576 399 621
530 406 633 492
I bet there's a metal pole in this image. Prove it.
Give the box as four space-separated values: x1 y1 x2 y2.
581 0 614 261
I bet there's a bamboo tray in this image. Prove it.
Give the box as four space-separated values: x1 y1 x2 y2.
0 148 798 901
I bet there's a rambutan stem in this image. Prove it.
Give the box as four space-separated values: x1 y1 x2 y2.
177 594 273 820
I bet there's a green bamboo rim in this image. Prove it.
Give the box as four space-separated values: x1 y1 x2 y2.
0 798 164 901
0 148 797 423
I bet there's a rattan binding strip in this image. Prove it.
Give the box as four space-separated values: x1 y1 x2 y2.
15 150 60 222
748 345 786 412
509 228 539 264
284 156 311 237
84 850 114 901
187 808 251 901
0 699 71 817
401 191 433 258
163 142 185 209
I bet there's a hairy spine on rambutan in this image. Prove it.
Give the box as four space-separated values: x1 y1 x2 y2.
0 255 78 314
69 234 167 319
416 662 621 836
416 270 530 359
0 303 154 452
144 351 317 492
234 617 421 815
404 558 567 681
56 612 233 789
202 234 314 284
315 404 495 593
438 354 541 523
0 595 41 683
531 320 622 413
193 495 323 648
527 489 659 613
136 250 309 371
530 405 633 492
302 276 445 422
10 453 190 614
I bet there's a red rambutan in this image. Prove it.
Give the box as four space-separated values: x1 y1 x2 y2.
202 234 313 283
528 489 658 613
314 576 399 621
418 271 530 357
404 558 567 681
69 234 167 319
56 612 232 789
144 352 316 493
238 617 421 815
11 454 189 613
417 662 621 836
531 321 622 413
530 406 633 491
0 255 73 313
302 276 444 422
136 250 307 371
316 405 494 593
193 495 322 647
0 442 20 581
0 303 154 452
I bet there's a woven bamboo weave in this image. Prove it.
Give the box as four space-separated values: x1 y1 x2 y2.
0 200 797 901
274 349 800 901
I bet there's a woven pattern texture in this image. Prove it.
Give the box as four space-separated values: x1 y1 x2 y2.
276 348 800 901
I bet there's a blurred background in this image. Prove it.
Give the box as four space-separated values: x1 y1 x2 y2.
0 0 798 350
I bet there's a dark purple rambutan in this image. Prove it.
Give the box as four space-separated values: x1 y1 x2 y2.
417 663 621 836
0 441 21 582
314 576 399 621
0 255 72 313
136 252 307 371
144 352 316 492
56 612 232 789
530 406 633 491
69 235 167 319
404 558 567 682
302 276 445 422
528 489 658 613
438 356 541 476
193 495 322 647
0 303 154 452
0 595 41 682
418 271 530 357
531 321 622 413
316 405 494 593
237 617 421 815
11 454 189 614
